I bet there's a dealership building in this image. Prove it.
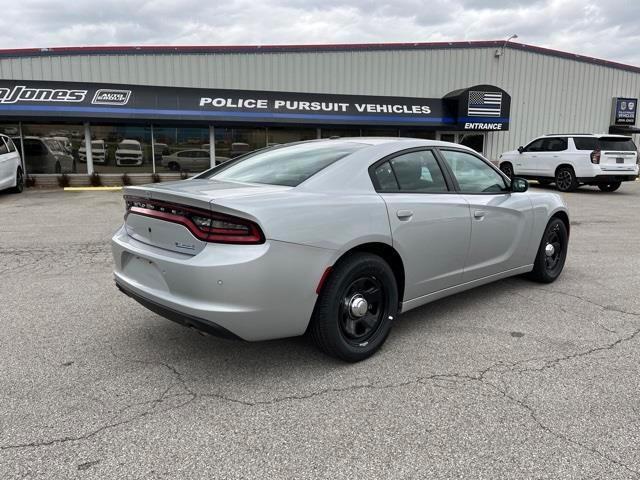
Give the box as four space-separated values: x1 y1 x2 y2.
1 40 639 178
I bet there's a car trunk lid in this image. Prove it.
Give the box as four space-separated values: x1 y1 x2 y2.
123 180 290 254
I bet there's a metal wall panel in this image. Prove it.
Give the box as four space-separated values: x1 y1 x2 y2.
1 47 639 161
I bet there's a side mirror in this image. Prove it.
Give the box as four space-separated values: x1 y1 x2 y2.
511 177 529 193
517 146 524 154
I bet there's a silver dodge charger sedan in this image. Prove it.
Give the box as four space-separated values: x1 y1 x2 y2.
112 138 569 361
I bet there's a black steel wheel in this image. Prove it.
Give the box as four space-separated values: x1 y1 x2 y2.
555 167 578 192
529 218 568 283
310 252 398 362
500 162 514 179
598 182 621 192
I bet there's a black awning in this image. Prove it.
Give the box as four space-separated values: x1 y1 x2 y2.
608 125 640 134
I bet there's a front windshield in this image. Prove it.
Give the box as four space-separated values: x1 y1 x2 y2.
199 142 367 187
44 139 63 152
119 142 141 151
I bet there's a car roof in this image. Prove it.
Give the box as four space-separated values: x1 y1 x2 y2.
299 136 478 151
544 133 632 138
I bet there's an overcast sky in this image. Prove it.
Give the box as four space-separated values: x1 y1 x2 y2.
0 0 638 66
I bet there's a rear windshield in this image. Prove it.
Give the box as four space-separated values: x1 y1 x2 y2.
199 142 367 187
597 137 637 151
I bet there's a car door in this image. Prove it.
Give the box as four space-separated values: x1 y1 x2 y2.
516 138 545 176
536 137 568 177
371 148 471 300
0 137 10 187
438 148 534 282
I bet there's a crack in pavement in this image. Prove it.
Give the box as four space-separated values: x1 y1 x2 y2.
3 319 639 477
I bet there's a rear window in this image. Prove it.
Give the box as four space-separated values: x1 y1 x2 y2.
573 137 598 150
200 142 367 187
597 137 637 151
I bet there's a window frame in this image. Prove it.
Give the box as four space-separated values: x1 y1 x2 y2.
435 147 511 195
522 138 546 152
0 136 9 155
368 147 456 194
542 137 568 152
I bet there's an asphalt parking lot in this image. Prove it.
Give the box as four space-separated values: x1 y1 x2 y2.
1 182 639 479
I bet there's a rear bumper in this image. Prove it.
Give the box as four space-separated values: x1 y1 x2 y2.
577 174 638 184
116 281 241 339
111 225 334 341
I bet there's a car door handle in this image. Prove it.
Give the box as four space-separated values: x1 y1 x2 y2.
396 209 414 220
473 210 487 219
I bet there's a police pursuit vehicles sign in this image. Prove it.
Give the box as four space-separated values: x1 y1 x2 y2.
0 80 510 131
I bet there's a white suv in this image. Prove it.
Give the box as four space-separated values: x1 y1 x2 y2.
498 134 639 192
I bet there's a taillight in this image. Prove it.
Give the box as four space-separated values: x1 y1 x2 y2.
590 149 601 164
124 196 264 244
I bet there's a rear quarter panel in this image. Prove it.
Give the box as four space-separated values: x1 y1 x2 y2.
527 191 570 261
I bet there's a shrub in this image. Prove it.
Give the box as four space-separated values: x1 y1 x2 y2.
180 170 189 180
57 174 70 188
152 173 161 183
25 175 36 188
90 173 102 187
121 173 131 186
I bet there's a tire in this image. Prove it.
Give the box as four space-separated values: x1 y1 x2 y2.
598 182 621 192
309 252 399 362
168 161 180 171
555 166 578 192
9 168 24 194
528 218 568 283
500 162 514 179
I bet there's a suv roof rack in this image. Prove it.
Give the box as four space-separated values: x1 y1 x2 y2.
544 133 594 136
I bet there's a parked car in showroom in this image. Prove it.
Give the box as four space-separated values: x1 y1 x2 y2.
78 139 107 164
162 149 229 171
113 138 570 362
13 136 74 174
498 133 639 192
52 136 73 155
0 134 23 193
115 139 144 167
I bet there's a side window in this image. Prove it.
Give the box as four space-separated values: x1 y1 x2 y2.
524 139 545 152
543 138 567 152
373 162 399 191
0 138 8 155
7 138 17 153
389 150 448 192
440 150 507 193
573 137 598 150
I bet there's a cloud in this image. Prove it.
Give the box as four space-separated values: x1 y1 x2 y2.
0 0 638 66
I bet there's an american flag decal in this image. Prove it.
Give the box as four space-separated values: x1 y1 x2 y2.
467 91 502 117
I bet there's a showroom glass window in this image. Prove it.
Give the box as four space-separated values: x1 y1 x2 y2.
321 127 361 138
440 149 507 193
361 128 399 137
214 127 267 159
90 124 153 173
266 127 317 146
19 123 85 174
153 126 210 173
400 129 436 140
